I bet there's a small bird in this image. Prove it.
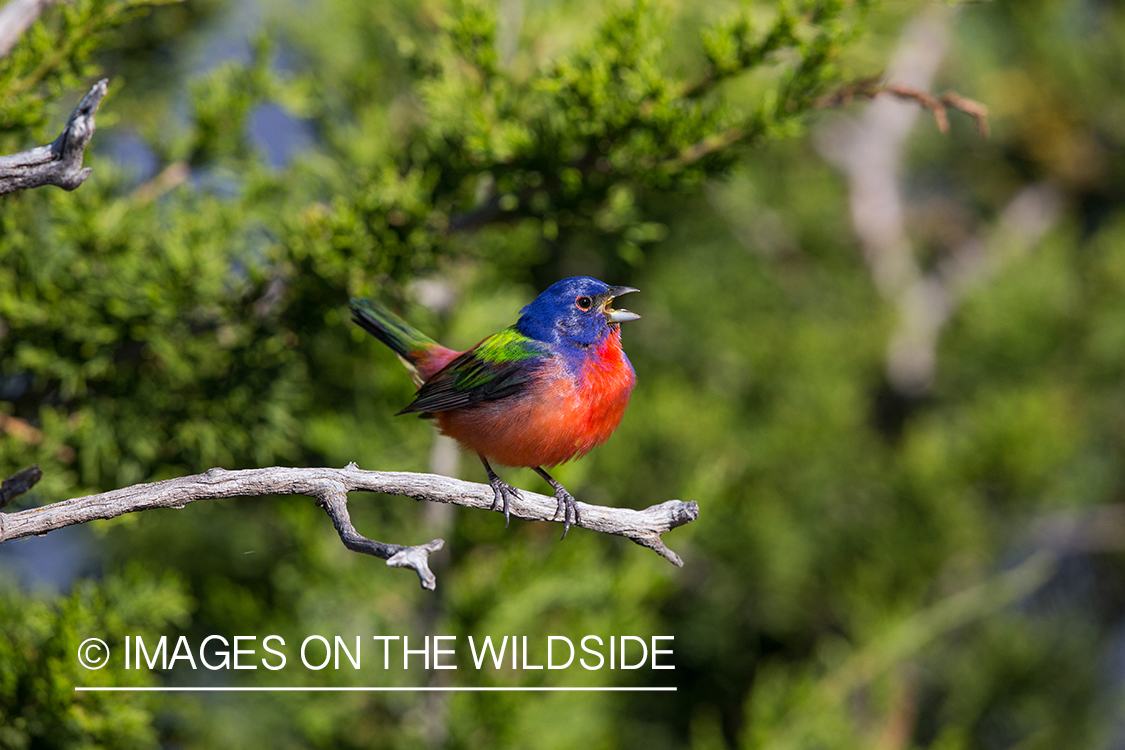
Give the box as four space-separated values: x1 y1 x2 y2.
351 276 641 538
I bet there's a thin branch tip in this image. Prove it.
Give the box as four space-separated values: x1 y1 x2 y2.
660 546 685 568
387 539 445 590
0 78 111 196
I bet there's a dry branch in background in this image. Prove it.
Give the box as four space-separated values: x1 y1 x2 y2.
814 8 1043 398
0 78 109 196
816 79 989 138
0 0 60 58
0 464 699 590
676 73 988 170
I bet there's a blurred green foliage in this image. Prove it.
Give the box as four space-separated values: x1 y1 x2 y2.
0 569 191 749
0 0 181 142
2 0 1125 748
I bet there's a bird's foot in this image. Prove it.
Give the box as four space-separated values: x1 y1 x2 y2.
533 466 581 540
487 475 522 528
551 486 581 540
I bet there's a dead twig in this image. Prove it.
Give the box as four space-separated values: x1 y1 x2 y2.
0 78 109 196
816 78 989 138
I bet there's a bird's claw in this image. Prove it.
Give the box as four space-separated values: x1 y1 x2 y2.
487 476 522 528
551 488 581 540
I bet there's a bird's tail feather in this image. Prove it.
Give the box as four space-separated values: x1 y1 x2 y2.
350 299 454 386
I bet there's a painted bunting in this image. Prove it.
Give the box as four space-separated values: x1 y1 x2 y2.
351 276 641 538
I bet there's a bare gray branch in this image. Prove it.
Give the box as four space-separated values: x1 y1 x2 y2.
0 78 108 196
0 464 698 589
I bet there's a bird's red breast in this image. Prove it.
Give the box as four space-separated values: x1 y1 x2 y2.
434 327 636 467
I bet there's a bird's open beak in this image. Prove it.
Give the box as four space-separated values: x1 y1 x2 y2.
601 286 641 323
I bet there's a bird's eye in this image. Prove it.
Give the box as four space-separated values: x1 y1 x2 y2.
575 296 593 311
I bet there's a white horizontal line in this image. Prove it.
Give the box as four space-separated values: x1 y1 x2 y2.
75 686 676 692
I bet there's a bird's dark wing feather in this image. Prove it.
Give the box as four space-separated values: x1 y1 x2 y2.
397 327 550 415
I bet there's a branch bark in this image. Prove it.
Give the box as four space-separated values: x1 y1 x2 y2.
0 78 108 196
0 464 699 590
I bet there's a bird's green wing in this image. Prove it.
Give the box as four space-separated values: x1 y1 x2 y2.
397 327 550 414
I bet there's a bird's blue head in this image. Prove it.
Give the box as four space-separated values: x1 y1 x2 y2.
516 276 641 348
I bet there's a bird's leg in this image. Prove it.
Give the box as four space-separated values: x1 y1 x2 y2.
480 455 521 528
533 467 580 540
